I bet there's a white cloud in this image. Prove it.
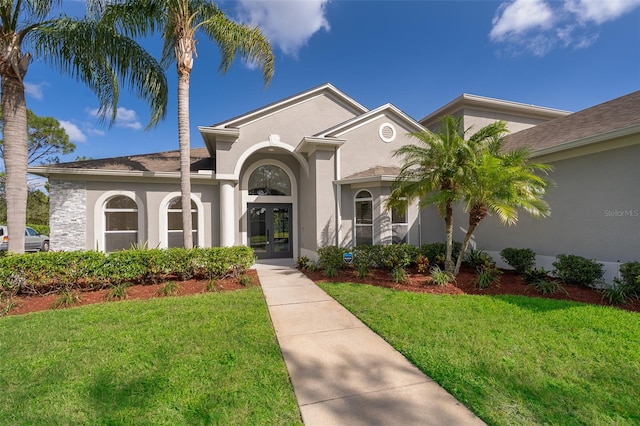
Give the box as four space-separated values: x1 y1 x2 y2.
490 0 640 56
490 0 555 41
59 120 87 143
237 0 330 56
565 0 640 24
86 106 143 130
24 82 46 100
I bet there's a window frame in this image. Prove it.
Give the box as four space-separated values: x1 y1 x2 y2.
354 190 374 246
390 198 408 244
103 194 139 252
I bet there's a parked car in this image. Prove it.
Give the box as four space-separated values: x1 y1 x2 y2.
0 226 50 252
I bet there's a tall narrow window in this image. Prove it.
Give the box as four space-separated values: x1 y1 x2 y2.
248 164 291 196
391 200 408 244
104 196 138 251
354 190 373 246
167 197 199 248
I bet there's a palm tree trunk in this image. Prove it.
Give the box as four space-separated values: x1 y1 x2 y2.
454 204 487 275
444 201 454 273
177 71 193 249
2 74 28 253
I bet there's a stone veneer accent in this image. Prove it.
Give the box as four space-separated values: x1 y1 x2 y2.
49 180 87 251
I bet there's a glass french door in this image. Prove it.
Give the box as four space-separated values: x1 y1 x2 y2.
248 203 292 259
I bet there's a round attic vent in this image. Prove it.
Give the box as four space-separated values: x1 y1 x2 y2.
379 123 396 143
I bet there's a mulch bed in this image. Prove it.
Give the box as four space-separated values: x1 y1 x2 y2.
3 270 259 317
302 266 640 313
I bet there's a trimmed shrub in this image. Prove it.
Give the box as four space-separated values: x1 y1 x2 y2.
553 254 604 287
420 242 462 267
465 249 494 269
317 246 349 277
618 262 640 291
0 246 256 295
500 248 536 275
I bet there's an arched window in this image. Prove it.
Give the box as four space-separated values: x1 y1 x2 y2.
248 164 291 196
354 190 373 246
167 197 199 248
104 195 138 251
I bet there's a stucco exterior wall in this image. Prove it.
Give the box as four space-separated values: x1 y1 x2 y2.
84 180 216 250
337 115 416 178
49 179 87 251
418 143 639 282
216 95 358 176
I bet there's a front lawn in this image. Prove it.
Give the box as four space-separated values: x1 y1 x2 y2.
0 288 302 425
320 283 640 425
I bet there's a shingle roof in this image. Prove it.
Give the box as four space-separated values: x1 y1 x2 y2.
504 91 640 152
342 166 401 180
51 147 213 172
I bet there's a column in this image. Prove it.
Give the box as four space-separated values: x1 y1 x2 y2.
219 181 235 247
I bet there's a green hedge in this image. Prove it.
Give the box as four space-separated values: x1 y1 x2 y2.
0 246 255 295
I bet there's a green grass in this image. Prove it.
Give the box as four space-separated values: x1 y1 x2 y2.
320 283 640 426
0 288 302 425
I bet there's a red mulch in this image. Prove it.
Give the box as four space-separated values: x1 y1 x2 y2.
4 270 258 317
303 266 640 313
5 267 638 316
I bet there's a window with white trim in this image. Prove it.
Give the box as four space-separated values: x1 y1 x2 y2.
354 190 373 246
104 196 138 252
167 197 199 248
391 200 408 244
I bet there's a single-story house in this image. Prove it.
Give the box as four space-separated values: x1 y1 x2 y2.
29 84 639 281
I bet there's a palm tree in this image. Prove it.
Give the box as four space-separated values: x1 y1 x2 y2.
0 1 167 253
453 145 552 274
101 0 274 248
387 116 482 272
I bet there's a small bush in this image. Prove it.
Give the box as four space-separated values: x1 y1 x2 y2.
553 254 604 287
238 274 252 287
55 288 80 308
391 266 408 284
465 249 494 269
618 262 640 293
295 256 311 270
474 265 502 289
523 267 550 284
500 248 536 275
156 281 180 297
430 265 455 286
415 254 430 274
106 283 129 301
534 279 567 295
206 279 220 292
601 282 631 305
420 242 462 267
317 246 349 275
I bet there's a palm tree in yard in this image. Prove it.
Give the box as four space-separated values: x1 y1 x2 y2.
387 116 484 273
453 145 552 274
0 0 167 253
101 0 274 248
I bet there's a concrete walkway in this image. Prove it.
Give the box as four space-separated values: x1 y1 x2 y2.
255 259 486 426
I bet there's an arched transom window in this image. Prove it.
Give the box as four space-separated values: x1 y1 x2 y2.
248 164 291 196
354 190 373 246
104 195 138 252
167 197 199 248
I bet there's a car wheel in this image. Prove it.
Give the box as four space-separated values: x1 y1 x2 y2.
42 241 50 252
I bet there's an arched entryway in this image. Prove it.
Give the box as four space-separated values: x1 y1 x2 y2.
241 159 297 259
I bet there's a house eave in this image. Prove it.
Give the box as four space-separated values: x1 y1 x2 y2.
334 175 398 185
296 136 346 154
198 127 240 155
28 166 217 181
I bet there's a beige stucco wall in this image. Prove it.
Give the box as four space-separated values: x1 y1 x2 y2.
419 142 640 281
84 179 217 250
337 114 417 178
216 95 359 176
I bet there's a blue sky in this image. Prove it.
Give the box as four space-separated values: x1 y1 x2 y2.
19 0 640 164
